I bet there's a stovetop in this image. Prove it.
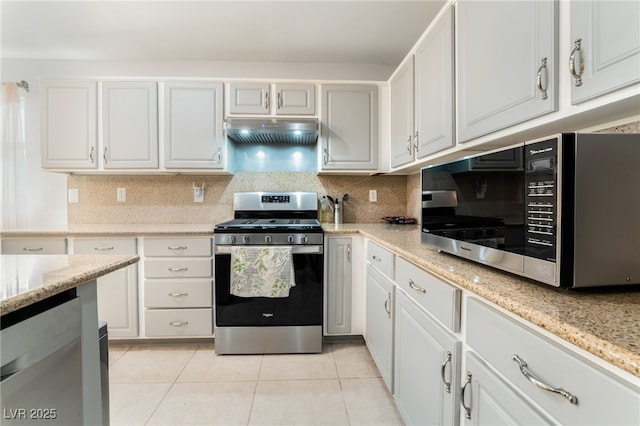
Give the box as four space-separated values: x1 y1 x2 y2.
214 218 321 231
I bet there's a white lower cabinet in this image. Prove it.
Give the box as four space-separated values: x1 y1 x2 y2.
325 236 353 334
394 288 462 425
365 264 394 391
72 238 138 337
1 237 67 254
462 351 552 425
465 297 640 426
143 236 213 337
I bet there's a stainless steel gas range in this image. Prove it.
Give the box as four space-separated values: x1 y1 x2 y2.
213 192 323 354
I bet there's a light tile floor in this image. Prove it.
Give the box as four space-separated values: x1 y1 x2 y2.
108 342 405 426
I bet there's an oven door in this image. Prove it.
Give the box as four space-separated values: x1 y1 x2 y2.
214 245 324 327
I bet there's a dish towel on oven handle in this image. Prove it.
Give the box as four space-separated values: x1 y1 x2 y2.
230 246 296 298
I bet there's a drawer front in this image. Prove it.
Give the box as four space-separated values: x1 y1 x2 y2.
73 238 136 255
2 237 67 254
366 240 395 279
144 308 212 337
144 259 212 278
466 297 640 426
144 279 212 308
395 257 460 332
144 237 211 257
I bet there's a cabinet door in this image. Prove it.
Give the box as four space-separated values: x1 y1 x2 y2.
275 83 315 115
164 82 224 169
102 81 158 169
320 84 378 170
325 237 352 334
366 264 394 392
73 238 138 337
390 58 415 168
1 237 67 254
462 352 552 426
415 5 454 158
457 0 556 142
228 82 270 114
569 1 640 103
394 289 461 426
41 80 97 169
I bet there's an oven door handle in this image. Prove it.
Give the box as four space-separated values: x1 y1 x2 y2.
214 245 323 255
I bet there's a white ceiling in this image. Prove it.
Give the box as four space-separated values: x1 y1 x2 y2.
1 0 446 69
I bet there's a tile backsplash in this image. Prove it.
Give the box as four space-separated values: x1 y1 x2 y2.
67 172 408 224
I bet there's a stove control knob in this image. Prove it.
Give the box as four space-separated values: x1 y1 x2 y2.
228 235 236 244
243 235 250 244
265 235 272 244
287 235 295 244
301 235 308 244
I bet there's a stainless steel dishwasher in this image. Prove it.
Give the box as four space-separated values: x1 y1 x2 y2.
1 294 83 425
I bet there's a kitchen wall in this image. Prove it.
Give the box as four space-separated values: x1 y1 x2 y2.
67 172 408 225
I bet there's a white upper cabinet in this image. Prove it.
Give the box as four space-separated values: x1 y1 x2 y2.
456 0 557 143
319 84 378 171
415 5 454 159
163 81 224 169
41 80 97 169
390 57 415 168
228 82 315 115
569 0 640 104
102 81 159 169
228 82 270 114
391 5 455 169
275 83 315 115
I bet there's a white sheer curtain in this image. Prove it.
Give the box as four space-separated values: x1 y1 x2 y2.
1 83 28 229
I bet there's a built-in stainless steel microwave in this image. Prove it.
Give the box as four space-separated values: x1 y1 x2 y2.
421 133 640 288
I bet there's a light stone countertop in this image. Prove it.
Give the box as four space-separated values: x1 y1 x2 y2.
1 223 215 237
2 223 638 378
323 223 640 379
0 254 140 315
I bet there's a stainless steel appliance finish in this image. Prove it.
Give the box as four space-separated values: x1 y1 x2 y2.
225 117 319 145
214 191 323 354
421 133 640 288
1 296 83 425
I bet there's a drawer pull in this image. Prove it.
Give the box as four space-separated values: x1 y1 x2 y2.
372 255 382 262
94 246 114 251
461 372 472 419
168 292 188 297
512 354 578 405
22 247 44 252
441 351 452 393
408 279 426 294
168 245 187 251
169 321 189 327
168 267 188 272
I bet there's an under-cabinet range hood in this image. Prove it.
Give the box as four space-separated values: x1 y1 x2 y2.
225 117 319 145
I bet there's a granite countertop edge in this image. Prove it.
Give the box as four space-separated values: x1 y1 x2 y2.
1 254 140 315
323 223 640 380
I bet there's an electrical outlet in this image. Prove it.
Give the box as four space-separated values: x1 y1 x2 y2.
369 189 377 202
68 189 79 203
194 187 205 203
117 187 126 202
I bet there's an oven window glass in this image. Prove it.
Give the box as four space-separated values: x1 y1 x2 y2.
421 147 526 254
215 253 323 327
